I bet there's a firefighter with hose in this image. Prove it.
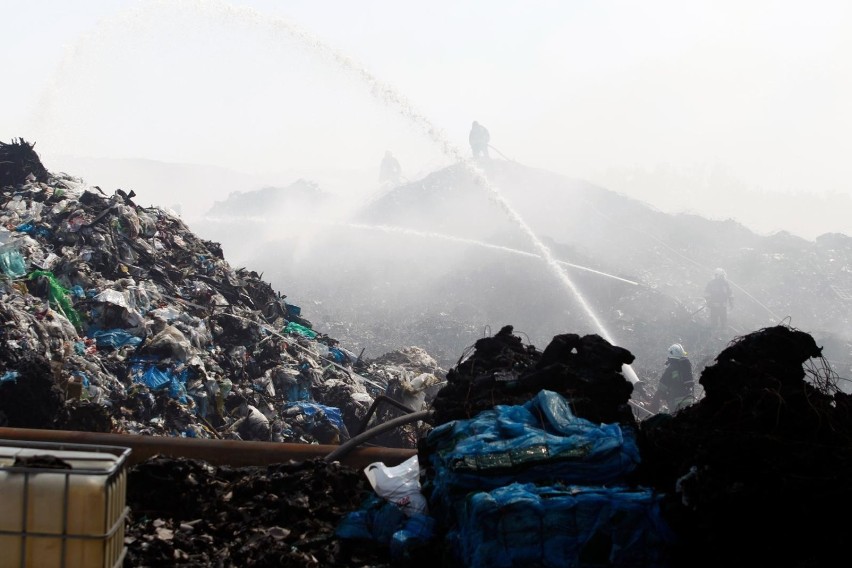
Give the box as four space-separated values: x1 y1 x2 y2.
469 121 490 159
651 343 695 413
705 267 734 332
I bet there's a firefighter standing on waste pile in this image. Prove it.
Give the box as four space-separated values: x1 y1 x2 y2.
469 121 490 158
379 150 402 186
705 267 734 331
652 343 695 413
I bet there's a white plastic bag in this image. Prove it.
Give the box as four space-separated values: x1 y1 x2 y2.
364 455 428 516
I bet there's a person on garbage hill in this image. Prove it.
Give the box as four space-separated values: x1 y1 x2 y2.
651 343 695 413
469 120 490 158
705 267 734 331
379 150 402 185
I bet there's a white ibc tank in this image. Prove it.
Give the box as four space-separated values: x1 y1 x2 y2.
0 441 130 568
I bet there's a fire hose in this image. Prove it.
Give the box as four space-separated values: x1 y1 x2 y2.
324 410 433 463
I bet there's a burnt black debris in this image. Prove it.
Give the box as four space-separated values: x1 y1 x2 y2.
636 325 852 568
0 340 63 429
0 138 49 187
430 324 636 426
124 456 388 567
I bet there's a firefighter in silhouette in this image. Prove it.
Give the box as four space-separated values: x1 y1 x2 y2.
652 343 695 413
469 121 490 158
379 150 402 185
705 267 734 331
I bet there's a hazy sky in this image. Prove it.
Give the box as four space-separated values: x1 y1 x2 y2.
2 0 850 238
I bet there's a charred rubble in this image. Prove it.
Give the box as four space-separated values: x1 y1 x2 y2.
124 457 386 567
429 324 636 427
0 138 49 188
636 325 852 568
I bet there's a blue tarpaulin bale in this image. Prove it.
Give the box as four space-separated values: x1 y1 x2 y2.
452 483 674 568
169 375 188 403
285 381 312 402
389 512 437 562
423 390 641 520
282 365 313 402
327 346 348 364
336 495 406 544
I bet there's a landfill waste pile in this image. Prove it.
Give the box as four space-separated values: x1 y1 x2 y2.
0 138 444 448
2 138 851 567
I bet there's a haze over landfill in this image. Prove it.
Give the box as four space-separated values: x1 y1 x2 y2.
2 0 851 239
1 3 852 563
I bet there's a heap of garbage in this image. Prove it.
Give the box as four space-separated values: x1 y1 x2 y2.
3 139 851 567
0 138 443 447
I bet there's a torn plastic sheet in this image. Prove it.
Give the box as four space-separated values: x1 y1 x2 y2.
0 245 27 278
283 401 345 431
130 357 190 392
284 321 317 338
93 288 132 309
92 328 143 349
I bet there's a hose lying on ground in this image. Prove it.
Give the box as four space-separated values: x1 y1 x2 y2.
324 410 434 463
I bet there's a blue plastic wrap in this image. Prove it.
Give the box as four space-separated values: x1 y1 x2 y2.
283 401 345 431
452 482 674 568
424 390 641 502
92 329 143 349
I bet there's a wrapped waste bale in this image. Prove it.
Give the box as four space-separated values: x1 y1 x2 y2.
450 482 673 568
421 390 641 524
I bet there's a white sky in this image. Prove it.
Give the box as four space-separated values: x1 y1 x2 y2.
2 0 851 238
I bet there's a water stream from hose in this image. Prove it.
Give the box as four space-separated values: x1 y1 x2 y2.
341 222 642 287
48 0 642 382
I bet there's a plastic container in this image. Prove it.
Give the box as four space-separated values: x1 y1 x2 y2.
0 439 131 568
